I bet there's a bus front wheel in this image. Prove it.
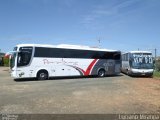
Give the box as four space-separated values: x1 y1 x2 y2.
98 69 105 77
37 70 48 80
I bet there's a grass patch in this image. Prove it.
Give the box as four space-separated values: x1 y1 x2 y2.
153 71 160 79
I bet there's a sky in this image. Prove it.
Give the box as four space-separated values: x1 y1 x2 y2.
0 0 160 56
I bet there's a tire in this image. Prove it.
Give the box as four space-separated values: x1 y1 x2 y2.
98 69 105 77
37 70 48 80
126 70 129 75
127 70 132 76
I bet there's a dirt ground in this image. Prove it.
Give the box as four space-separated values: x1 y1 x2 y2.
0 67 160 114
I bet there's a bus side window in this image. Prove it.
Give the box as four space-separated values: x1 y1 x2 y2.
126 53 128 61
122 55 124 61
124 54 126 61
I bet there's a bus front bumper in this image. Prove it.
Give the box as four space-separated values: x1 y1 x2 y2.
130 69 153 76
10 69 18 79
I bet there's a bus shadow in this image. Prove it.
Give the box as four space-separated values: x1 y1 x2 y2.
49 74 124 80
14 74 124 82
14 78 37 82
129 75 153 78
121 72 153 78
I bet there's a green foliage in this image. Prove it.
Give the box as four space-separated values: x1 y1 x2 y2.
3 57 9 67
154 59 160 79
155 59 160 71
153 71 160 78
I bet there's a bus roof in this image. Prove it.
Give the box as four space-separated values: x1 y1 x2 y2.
122 51 152 54
15 44 120 52
129 51 152 53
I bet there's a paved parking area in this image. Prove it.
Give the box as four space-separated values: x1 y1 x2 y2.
0 67 160 114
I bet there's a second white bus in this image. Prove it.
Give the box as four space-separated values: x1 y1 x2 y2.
121 51 154 77
9 44 121 80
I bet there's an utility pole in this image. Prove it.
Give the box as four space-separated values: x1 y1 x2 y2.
155 48 157 59
148 48 157 59
98 37 101 48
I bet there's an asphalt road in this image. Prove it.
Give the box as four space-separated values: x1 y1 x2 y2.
0 67 160 114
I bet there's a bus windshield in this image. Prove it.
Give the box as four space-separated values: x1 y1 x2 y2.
10 53 16 69
130 53 153 69
10 47 18 69
17 47 33 67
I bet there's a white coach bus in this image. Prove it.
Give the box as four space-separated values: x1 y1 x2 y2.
9 44 121 80
121 51 154 77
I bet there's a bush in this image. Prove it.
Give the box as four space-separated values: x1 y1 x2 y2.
153 71 160 78
155 59 160 71
3 57 9 67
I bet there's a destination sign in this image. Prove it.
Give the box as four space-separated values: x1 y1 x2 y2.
132 54 153 64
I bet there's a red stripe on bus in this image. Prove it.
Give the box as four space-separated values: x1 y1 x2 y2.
69 59 98 76
76 59 97 75
85 59 97 75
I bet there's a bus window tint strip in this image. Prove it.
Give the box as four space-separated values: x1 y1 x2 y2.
34 47 121 60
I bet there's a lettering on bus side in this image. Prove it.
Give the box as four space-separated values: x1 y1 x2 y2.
43 59 78 65
103 62 113 67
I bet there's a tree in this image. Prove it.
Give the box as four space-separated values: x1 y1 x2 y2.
155 58 160 71
3 56 9 67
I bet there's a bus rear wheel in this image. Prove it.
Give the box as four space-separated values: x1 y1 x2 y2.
37 70 48 80
98 69 105 77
